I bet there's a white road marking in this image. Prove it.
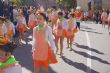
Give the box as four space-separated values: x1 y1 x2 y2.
85 31 92 73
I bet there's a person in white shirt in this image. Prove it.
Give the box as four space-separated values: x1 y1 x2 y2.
13 6 18 25
4 16 15 41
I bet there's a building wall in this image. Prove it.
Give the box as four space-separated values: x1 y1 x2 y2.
76 0 93 11
102 0 110 9
36 0 57 9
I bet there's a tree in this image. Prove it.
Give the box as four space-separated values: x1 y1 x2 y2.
56 0 77 8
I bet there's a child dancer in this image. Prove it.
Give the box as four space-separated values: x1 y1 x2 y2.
16 9 27 44
28 10 37 30
32 13 57 73
4 17 15 41
66 14 76 51
54 12 68 56
0 36 22 73
101 10 108 28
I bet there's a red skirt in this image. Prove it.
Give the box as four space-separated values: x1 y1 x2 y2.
54 29 66 38
73 28 78 33
34 47 57 68
65 29 74 38
18 24 27 32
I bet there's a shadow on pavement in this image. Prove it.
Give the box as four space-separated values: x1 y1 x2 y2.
61 56 99 73
72 49 110 65
13 42 34 72
74 43 104 55
49 67 57 73
80 25 95 30
80 29 102 34
38 67 57 73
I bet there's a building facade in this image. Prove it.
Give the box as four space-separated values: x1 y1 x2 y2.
102 0 110 9
77 0 110 10
36 0 57 9
77 0 94 11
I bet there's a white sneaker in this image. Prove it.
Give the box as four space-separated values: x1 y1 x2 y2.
21 40 26 44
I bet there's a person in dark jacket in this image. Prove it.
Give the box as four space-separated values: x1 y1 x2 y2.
0 0 3 16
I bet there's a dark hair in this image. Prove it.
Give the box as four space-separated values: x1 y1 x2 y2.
38 13 48 21
0 42 17 53
70 13 74 18
5 16 10 20
58 12 63 16
0 16 5 21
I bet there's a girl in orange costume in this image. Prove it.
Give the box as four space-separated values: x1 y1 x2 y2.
47 9 58 29
66 14 76 51
54 12 68 57
101 10 108 28
32 13 57 73
16 9 27 44
4 17 15 41
28 10 37 30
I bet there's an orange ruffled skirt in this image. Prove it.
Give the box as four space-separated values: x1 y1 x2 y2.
65 28 78 38
18 24 27 32
34 47 57 68
6 31 14 39
54 29 67 38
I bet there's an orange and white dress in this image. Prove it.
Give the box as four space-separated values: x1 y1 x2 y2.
28 13 37 29
101 12 108 22
66 18 76 38
49 13 58 24
3 22 15 40
32 25 57 67
54 18 68 38
0 24 5 36
16 15 27 32
0 23 14 37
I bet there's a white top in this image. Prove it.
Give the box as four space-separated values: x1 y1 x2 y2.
1 23 15 36
13 9 18 22
0 23 6 36
3 22 15 35
3 64 22 73
29 13 36 22
55 18 68 30
101 12 107 19
67 18 76 30
16 16 26 28
32 25 56 52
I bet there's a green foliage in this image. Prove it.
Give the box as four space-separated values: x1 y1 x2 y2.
56 0 77 7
